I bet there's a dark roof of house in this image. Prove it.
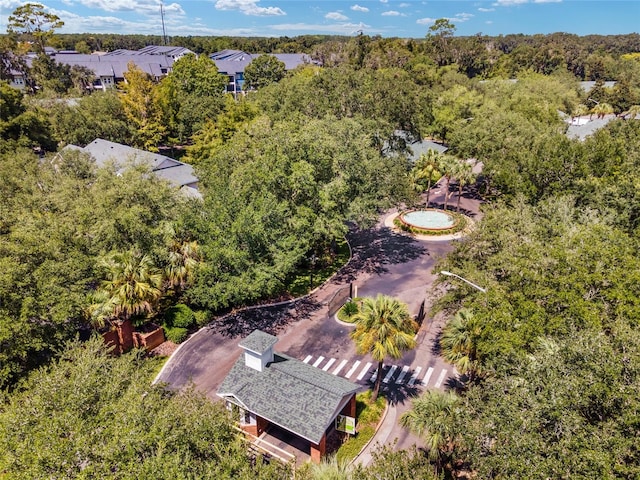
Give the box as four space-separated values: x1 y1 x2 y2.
218 339 360 444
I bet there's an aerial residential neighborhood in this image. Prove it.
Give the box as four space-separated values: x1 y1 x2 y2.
1 1 639 479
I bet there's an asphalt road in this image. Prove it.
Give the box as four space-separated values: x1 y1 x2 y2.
156 176 483 454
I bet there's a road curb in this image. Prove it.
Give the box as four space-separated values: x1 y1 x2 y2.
350 399 393 468
153 235 354 385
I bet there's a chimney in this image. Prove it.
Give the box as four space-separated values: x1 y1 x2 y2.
238 330 277 372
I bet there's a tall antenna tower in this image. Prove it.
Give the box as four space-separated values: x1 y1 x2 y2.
160 2 168 46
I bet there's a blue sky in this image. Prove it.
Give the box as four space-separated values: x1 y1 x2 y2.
1 1 638 38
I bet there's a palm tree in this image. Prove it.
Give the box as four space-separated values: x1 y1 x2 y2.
308 455 351 479
400 390 460 474
622 104 640 120
165 240 200 295
591 102 614 119
414 149 443 207
439 308 483 382
350 294 418 401
438 154 460 211
571 103 589 122
454 160 474 213
94 250 163 326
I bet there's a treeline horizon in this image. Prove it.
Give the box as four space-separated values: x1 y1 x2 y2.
6 30 639 80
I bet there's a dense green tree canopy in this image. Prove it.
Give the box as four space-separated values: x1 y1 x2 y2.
243 54 286 90
186 114 412 310
0 338 289 479
0 148 193 388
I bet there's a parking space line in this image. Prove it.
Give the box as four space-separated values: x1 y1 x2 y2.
303 355 313 364
312 356 325 368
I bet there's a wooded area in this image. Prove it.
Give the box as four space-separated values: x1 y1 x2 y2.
1 15 640 478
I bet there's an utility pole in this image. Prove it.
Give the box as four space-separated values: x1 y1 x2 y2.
160 3 168 46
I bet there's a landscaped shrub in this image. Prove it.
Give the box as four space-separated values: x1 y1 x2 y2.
393 212 468 236
335 391 386 462
164 304 195 329
165 326 188 344
337 299 360 323
194 309 211 327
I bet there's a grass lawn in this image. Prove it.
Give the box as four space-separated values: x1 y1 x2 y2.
286 238 350 297
335 391 387 463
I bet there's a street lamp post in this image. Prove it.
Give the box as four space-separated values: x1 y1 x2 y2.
440 270 487 294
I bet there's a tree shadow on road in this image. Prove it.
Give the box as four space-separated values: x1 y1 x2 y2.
208 297 322 339
380 382 421 406
334 227 428 282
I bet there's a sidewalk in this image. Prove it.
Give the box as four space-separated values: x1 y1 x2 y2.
352 400 398 467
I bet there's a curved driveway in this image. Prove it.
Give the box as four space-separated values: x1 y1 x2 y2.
156 178 483 456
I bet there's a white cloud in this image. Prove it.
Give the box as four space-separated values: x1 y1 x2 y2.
215 0 286 16
269 21 371 35
65 0 183 15
451 12 474 22
326 11 348 20
416 17 436 25
486 20 493 24
478 7 495 12
0 0 24 9
493 0 560 5
398 3 410 7
379 0 388 3
492 0 528 5
381 10 401 16
351 4 369 13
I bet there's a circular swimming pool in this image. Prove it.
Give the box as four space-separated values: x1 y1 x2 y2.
399 209 456 231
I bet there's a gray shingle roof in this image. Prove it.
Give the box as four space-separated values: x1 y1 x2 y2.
76 139 200 193
238 330 278 354
210 51 312 74
218 338 360 444
565 115 616 141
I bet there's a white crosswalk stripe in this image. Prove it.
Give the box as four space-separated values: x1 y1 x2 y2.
396 365 410 384
383 365 398 384
357 362 373 381
434 369 448 388
407 366 422 386
422 367 434 386
345 360 361 378
301 355 448 389
332 359 348 376
322 358 336 371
